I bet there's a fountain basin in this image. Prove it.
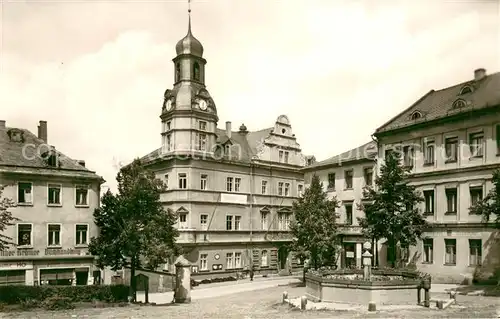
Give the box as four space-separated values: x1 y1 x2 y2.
305 269 428 306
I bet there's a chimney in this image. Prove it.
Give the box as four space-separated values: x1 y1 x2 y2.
77 160 86 167
225 121 232 139
474 68 486 81
38 120 48 143
0 120 5 129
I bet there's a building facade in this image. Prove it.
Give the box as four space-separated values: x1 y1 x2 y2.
0 120 104 286
374 68 500 283
303 142 377 269
136 16 306 278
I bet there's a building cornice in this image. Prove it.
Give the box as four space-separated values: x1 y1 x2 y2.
409 163 500 179
302 158 376 172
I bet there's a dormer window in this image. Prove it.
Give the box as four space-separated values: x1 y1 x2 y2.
452 99 467 109
7 129 24 143
459 86 473 95
410 111 422 120
193 62 200 81
47 154 57 167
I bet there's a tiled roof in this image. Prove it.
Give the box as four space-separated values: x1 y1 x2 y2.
139 126 275 165
0 126 102 180
305 141 377 169
376 71 500 134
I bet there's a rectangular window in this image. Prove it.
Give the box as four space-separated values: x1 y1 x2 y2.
261 181 267 194
496 125 500 154
284 151 289 163
403 146 413 167
469 239 482 266
75 185 88 206
423 190 434 215
444 238 457 265
327 173 335 190
345 204 353 225
234 216 241 230
445 137 458 162
278 150 283 163
200 174 208 190
423 238 433 263
178 173 187 189
278 214 284 230
261 250 268 267
179 214 187 228
199 121 207 131
470 186 483 207
298 184 304 197
200 214 208 230
424 139 435 165
234 252 242 268
200 254 208 270
76 224 88 246
47 184 61 205
17 224 32 246
166 134 172 151
278 182 284 196
284 183 290 196
164 174 169 189
197 133 207 151
469 132 484 157
226 253 234 269
345 170 353 189
364 168 373 186
18 182 33 204
166 121 171 131
226 177 233 192
261 212 268 230
226 215 233 230
446 188 457 214
235 178 241 192
47 224 61 247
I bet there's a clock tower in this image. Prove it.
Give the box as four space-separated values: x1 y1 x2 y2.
160 6 218 156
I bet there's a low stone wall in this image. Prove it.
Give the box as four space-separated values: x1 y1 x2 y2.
305 269 426 306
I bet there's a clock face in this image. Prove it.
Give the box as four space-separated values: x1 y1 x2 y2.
199 100 207 111
165 99 172 111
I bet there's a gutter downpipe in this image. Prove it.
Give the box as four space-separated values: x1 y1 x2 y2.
370 133 380 267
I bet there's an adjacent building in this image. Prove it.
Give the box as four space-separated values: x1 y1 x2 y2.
373 68 500 283
0 120 104 286
303 142 377 268
135 16 306 278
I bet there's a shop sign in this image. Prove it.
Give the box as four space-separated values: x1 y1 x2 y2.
45 249 83 256
0 250 40 257
0 261 33 270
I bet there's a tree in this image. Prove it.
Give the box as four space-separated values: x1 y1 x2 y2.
358 151 427 268
89 159 179 300
0 186 20 251
289 174 340 270
470 169 500 228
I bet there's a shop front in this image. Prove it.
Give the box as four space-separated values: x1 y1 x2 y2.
0 261 34 285
36 259 95 286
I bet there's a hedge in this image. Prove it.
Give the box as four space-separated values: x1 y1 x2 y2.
0 285 130 305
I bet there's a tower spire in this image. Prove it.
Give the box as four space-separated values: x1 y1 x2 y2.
188 0 192 34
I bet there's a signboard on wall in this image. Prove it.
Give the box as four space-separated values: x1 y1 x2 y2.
0 248 89 259
0 261 34 271
220 193 248 204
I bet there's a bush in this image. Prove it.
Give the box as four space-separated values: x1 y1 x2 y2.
42 296 74 311
0 285 130 305
19 298 40 310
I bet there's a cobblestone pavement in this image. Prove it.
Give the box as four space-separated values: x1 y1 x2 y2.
2 285 499 319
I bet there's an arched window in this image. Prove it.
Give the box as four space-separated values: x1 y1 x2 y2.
261 250 268 267
460 86 473 95
193 62 200 81
175 63 181 82
410 111 422 120
453 99 467 109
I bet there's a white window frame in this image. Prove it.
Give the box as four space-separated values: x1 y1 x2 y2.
200 214 208 230
179 214 188 228
284 183 290 197
178 173 187 189
75 184 90 207
469 131 484 157
261 180 267 194
47 183 62 206
297 184 304 197
344 170 353 189
235 178 241 192
261 250 269 267
17 181 33 205
226 215 233 230
75 223 89 247
469 239 482 266
200 253 208 271
469 185 483 207
278 182 284 196
47 223 62 247
226 252 234 269
234 216 241 230
278 150 283 163
16 223 34 247
164 174 169 189
444 238 457 265
284 151 289 163
422 238 433 264
166 133 172 152
200 174 208 190
260 212 268 230
234 252 242 268
226 177 233 192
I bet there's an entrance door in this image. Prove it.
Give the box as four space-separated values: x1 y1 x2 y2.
343 243 356 269
75 271 88 285
278 246 288 271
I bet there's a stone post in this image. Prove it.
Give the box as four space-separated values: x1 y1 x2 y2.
300 296 307 310
174 256 192 303
362 251 373 280
422 278 431 308
282 291 288 304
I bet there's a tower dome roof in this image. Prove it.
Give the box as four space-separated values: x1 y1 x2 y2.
175 16 203 57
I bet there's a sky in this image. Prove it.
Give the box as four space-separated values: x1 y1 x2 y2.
1 0 499 192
